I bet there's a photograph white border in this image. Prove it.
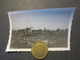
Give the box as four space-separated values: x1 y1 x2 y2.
6 7 76 52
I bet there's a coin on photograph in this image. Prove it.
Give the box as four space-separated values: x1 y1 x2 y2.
31 41 48 59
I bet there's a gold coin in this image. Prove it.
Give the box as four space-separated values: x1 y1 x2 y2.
31 41 48 59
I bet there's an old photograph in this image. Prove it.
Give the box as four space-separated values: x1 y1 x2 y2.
6 8 75 52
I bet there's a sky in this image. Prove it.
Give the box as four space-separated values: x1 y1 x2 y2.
9 8 75 30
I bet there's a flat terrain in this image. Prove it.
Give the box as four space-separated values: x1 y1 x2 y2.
10 28 68 48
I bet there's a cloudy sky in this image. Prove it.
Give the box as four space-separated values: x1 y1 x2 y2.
9 8 75 30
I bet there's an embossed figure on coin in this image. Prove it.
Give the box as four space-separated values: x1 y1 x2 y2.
31 41 48 59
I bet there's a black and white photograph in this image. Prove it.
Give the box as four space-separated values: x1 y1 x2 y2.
6 8 75 52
